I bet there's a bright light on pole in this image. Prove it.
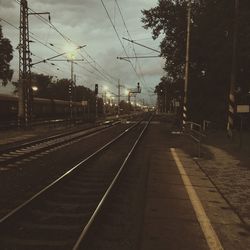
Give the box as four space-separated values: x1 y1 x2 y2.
32 86 38 92
64 44 78 60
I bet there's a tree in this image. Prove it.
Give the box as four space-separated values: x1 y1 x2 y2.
155 76 183 113
0 25 13 86
31 73 53 98
142 0 250 126
12 73 53 97
119 100 131 114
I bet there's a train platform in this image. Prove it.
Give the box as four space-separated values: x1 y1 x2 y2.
0 114 249 249
136 118 250 249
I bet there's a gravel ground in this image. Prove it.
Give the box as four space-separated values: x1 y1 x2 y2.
0 123 132 218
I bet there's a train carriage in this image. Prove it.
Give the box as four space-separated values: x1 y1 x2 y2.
0 93 85 124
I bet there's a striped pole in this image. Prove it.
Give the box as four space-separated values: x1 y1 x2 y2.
183 0 191 129
227 0 239 137
227 92 235 137
183 105 187 126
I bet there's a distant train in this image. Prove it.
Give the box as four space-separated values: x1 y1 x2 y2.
0 93 89 123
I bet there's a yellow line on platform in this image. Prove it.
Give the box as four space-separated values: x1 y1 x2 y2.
170 148 224 250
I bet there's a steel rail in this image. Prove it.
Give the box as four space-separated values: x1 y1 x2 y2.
0 122 121 166
72 115 153 249
0 121 116 154
0 119 143 225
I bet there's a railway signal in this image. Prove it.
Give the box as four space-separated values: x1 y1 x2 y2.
95 84 98 95
127 83 142 108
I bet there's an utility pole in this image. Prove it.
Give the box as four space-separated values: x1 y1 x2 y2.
117 80 121 117
95 84 98 120
49 58 84 121
69 60 74 121
183 0 191 128
18 0 31 128
18 1 50 128
227 0 239 138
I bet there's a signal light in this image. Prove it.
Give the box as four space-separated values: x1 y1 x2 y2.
95 84 98 95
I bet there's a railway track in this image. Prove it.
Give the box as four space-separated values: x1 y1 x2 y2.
0 120 120 169
0 115 152 249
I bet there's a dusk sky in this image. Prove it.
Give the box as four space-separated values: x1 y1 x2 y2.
0 0 165 106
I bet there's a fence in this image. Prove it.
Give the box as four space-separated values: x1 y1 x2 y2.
183 121 206 157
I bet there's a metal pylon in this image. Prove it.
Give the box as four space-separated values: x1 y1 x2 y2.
18 0 31 128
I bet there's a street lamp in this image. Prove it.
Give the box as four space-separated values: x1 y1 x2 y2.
32 86 38 92
103 86 108 104
46 45 86 122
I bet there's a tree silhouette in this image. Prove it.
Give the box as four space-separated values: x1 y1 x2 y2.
0 25 13 86
142 0 250 126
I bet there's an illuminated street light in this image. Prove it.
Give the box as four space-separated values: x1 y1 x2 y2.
46 45 86 122
64 44 78 60
32 86 38 92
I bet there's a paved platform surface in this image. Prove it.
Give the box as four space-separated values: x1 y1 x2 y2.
139 121 250 250
197 132 250 226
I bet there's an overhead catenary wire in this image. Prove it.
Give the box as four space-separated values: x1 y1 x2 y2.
100 0 142 82
114 0 137 63
0 16 114 88
0 18 70 74
6 1 154 104
14 0 118 86
0 17 66 59
27 3 119 84
112 0 154 104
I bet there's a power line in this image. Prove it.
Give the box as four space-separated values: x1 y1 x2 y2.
101 0 148 91
111 0 153 102
114 0 137 60
122 37 160 53
15 0 120 87
0 17 19 31
0 17 65 58
0 16 113 86
82 49 118 82
17 0 118 84
0 17 79 82
117 55 160 59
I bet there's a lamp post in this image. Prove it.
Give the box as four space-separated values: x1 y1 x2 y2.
46 46 85 122
103 86 108 115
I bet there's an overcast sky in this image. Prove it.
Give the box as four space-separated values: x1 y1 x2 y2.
0 0 165 105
